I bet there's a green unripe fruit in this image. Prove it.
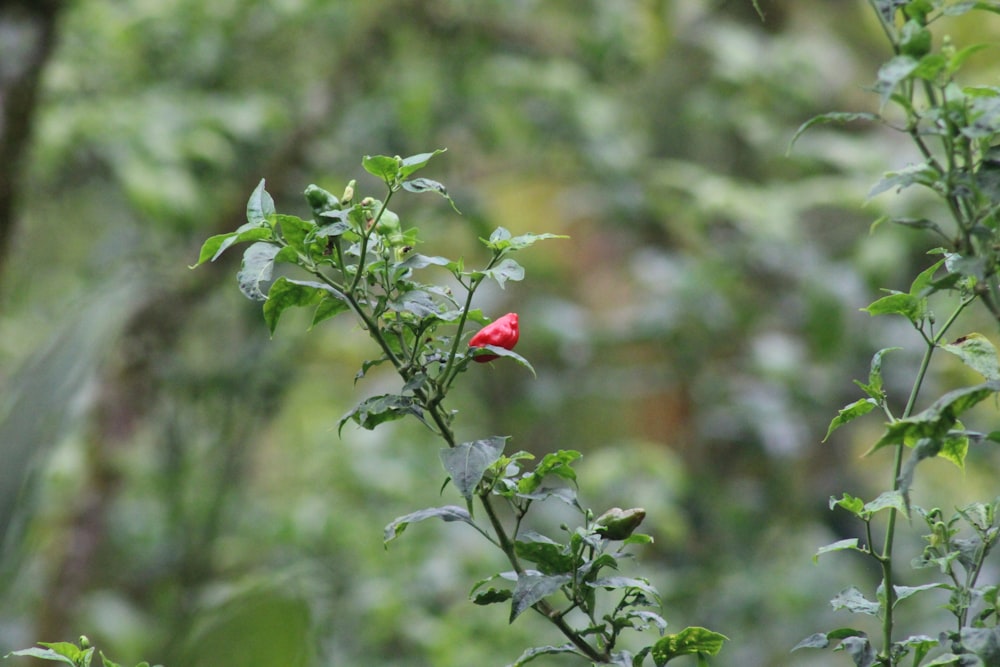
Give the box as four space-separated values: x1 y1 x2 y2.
900 21 931 58
594 507 646 540
375 209 401 237
304 184 341 215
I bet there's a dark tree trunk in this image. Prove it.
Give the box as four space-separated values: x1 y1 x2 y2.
0 0 64 284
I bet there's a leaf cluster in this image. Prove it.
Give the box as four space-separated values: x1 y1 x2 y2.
795 1 1000 665
187 152 724 665
5 638 157 667
192 151 557 441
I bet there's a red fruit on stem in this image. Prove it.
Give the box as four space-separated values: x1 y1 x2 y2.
468 312 519 362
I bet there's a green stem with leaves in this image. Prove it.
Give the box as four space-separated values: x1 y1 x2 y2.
191 151 728 666
876 294 973 664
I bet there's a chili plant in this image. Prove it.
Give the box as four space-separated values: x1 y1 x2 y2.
4 637 156 667
790 1 1000 665
180 151 723 666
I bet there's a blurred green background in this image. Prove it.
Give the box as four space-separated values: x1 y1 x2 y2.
2 1 1000 666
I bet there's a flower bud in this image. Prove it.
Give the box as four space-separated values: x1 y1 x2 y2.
341 180 356 205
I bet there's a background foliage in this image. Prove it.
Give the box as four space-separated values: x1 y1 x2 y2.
2 1 1000 665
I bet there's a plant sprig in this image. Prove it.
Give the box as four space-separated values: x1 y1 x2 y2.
793 1 1000 665
190 151 727 665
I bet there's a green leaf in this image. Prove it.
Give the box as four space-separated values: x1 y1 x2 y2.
912 53 947 81
829 627 869 641
246 178 275 225
651 627 728 666
893 583 946 606
622 532 654 546
874 55 920 108
788 112 881 153
814 538 862 563
383 505 473 544
854 347 900 400
947 3 1000 17
519 450 581 494
480 227 569 253
469 345 536 376
312 293 352 327
862 291 924 322
623 609 668 633
909 258 946 296
339 393 424 432
315 209 351 237
401 177 460 212
868 161 941 199
506 232 569 250
471 587 513 606
515 486 580 509
263 277 346 335
398 149 446 180
439 436 507 500
894 635 939 665
834 635 876 667
400 177 447 196
896 438 944 507
389 290 440 319
957 501 995 531
5 646 80 665
398 254 454 271
362 154 401 183
191 225 274 267
274 245 299 265
273 214 315 254
793 629 870 652
488 226 511 244
508 643 578 667
864 490 908 517
961 626 1000 664
830 493 865 517
940 333 1000 381
509 571 572 622
792 633 831 651
482 227 569 253
588 576 660 603
889 216 947 238
98 652 122 667
867 381 1000 455
237 242 280 301
514 533 576 575
939 428 970 470
949 44 992 74
483 258 525 289
824 398 877 442
964 92 1000 139
831 587 880 616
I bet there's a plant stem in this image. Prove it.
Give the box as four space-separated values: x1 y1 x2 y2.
320 184 608 662
348 187 396 295
878 296 973 663
438 252 503 394
866 0 897 52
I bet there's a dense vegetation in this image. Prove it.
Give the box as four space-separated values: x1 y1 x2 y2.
2 1 1000 666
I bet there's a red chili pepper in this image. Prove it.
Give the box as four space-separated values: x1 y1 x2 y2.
468 312 519 362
